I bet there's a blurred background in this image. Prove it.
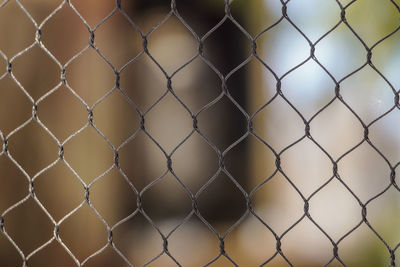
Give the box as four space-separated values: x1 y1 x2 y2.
0 0 400 266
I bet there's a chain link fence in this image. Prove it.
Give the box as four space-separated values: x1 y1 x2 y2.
1 0 400 266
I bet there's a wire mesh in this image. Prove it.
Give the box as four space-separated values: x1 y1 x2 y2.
0 0 400 266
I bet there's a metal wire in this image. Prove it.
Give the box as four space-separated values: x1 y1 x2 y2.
1 0 400 266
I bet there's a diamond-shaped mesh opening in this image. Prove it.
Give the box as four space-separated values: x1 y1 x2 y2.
177 0 225 37
65 48 115 106
340 66 395 123
11 45 60 100
308 179 362 240
93 90 140 146
112 214 164 266
63 126 114 184
281 218 334 265
119 55 165 112
58 203 108 262
7 121 58 176
171 57 221 113
366 187 400 247
70 0 115 28
0 1 35 57
0 76 31 135
144 92 193 152
280 60 336 119
345 0 400 46
310 99 364 159
256 19 311 77
197 95 248 151
280 138 332 197
37 84 87 141
203 18 252 75
167 216 220 266
0 232 21 266
94 10 142 69
339 223 391 266
146 15 198 75
369 109 400 165
1 0 400 265
224 215 276 266
18 0 63 23
314 23 368 80
253 172 305 235
171 133 219 192
372 32 400 90
197 172 248 234
252 96 305 152
339 143 391 202
89 168 137 226
286 0 341 42
34 162 83 221
3 198 53 255
141 172 192 232
41 4 88 64
0 156 27 213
